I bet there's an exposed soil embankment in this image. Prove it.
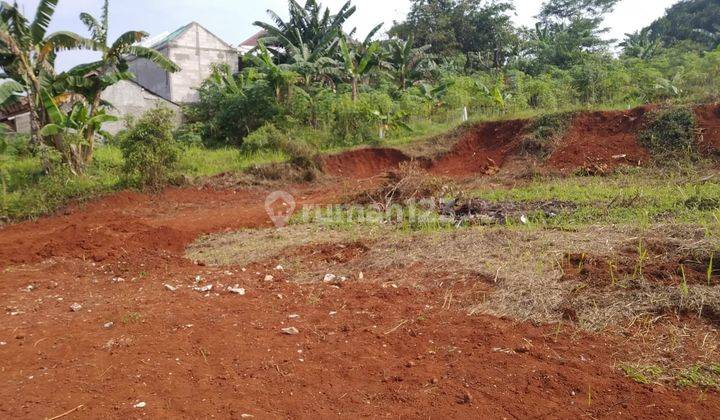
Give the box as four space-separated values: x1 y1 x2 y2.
324 104 720 180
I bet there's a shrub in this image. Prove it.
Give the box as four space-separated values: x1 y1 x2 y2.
520 112 574 158
241 123 287 153
639 107 698 157
120 108 180 189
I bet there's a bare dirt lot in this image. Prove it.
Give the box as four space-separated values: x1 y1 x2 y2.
2 105 720 418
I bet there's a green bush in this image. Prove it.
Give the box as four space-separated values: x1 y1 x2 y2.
639 107 698 157
120 108 180 189
241 123 287 153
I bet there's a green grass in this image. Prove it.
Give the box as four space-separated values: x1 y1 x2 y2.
470 171 720 229
0 144 288 222
620 364 665 385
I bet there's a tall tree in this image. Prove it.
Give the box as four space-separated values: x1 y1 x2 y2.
647 0 720 50
525 0 620 71
0 0 93 156
57 0 179 166
390 0 516 68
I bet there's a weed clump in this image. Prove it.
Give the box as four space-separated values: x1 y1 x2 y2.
639 107 698 158
520 112 574 158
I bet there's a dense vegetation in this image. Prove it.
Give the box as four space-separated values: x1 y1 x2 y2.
1 0 720 221
187 0 720 151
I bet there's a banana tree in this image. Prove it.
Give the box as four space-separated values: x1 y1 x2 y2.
381 36 432 91
372 109 411 140
339 26 382 101
249 42 297 104
58 0 179 164
40 97 116 174
0 0 94 157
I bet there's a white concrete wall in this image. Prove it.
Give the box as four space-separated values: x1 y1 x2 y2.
167 23 239 103
101 80 182 135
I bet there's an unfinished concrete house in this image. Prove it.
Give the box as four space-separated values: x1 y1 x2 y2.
128 22 239 104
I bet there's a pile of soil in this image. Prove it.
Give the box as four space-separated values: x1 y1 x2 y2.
323 148 411 178
696 103 720 157
431 119 527 177
547 107 651 172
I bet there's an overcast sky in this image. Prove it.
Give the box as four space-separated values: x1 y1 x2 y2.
14 0 679 70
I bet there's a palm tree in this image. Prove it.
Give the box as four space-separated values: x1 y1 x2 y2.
339 24 382 101
381 36 432 91
59 0 179 164
0 0 93 155
254 0 355 63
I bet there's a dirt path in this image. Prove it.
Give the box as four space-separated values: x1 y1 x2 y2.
1 179 719 419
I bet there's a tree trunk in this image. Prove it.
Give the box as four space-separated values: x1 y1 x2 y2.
28 94 51 173
81 92 103 165
351 77 358 101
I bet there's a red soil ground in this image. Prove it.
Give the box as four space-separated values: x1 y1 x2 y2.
696 103 720 156
547 107 652 171
323 148 411 179
2 106 720 418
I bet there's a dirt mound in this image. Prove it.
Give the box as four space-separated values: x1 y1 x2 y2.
548 107 651 172
431 119 527 177
323 148 412 178
696 103 720 157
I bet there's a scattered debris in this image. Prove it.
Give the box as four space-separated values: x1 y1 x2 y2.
193 284 213 292
264 274 274 282
133 402 146 409
70 303 83 312
288 314 300 319
323 273 337 283
281 327 300 335
21 285 34 292
103 322 114 329
164 284 178 292
275 265 284 271
0 342 6 346
227 285 246 295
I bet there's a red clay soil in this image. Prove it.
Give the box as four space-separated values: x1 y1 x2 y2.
1 182 720 418
696 103 720 157
548 107 652 171
431 119 527 177
323 148 411 178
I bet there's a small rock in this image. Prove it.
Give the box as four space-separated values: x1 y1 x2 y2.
164 284 177 292
281 327 300 335
275 265 284 271
0 341 6 346
103 322 114 329
193 285 213 292
520 215 529 225
288 314 300 319
22 285 34 292
358 272 364 280
241 415 254 419
264 275 274 282
329 311 337 316
323 274 337 283
70 303 83 312
133 402 146 409
227 285 246 295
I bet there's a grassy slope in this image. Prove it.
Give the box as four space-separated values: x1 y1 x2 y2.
0 145 285 221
